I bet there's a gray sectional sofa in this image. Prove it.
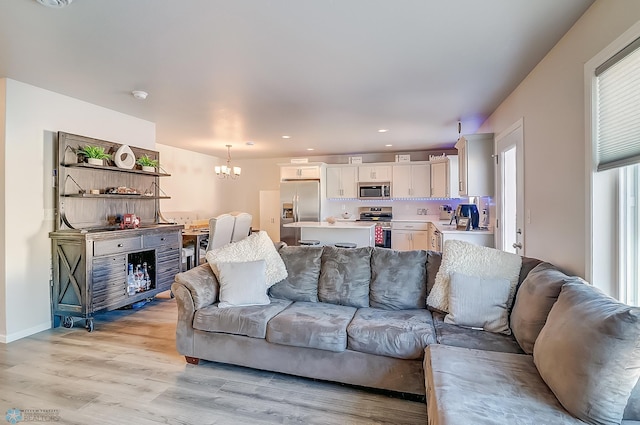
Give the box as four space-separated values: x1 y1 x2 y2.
171 243 640 424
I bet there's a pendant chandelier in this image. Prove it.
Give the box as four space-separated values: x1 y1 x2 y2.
215 145 241 179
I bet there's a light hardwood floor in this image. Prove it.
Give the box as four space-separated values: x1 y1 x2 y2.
0 293 427 424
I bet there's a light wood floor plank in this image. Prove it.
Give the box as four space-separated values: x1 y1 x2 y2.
0 293 427 424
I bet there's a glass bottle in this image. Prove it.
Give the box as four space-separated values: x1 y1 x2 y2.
127 263 136 295
142 262 150 291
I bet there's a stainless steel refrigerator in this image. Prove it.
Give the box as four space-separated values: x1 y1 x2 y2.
280 180 320 246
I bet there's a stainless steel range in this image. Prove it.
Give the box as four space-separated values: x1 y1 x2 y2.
357 207 392 248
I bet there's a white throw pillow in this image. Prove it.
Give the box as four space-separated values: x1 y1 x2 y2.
427 239 522 313
217 260 270 308
206 231 287 287
444 272 512 334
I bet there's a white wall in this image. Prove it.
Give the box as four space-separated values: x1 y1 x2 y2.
478 1 640 278
1 78 156 343
218 157 285 229
156 144 222 218
0 79 6 337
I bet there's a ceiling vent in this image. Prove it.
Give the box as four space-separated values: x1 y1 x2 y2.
35 0 73 8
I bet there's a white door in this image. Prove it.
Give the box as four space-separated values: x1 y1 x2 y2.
495 119 525 254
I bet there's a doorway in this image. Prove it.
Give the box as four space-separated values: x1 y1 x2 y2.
495 119 525 254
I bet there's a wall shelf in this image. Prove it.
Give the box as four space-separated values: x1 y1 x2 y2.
63 162 171 177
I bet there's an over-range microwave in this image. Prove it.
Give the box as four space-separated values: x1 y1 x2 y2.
358 183 391 200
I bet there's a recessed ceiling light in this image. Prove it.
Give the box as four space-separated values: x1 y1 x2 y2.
282 135 291 139
36 0 73 7
246 141 255 146
378 129 389 133
307 148 314 151
131 90 148 100
385 144 393 147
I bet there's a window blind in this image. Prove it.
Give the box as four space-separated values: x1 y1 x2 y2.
596 36 640 172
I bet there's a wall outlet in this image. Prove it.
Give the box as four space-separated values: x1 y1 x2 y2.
417 208 423 215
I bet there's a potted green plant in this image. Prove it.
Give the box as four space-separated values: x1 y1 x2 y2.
78 145 112 166
136 154 159 172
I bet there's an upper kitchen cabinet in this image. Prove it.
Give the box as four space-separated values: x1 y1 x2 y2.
358 165 392 182
326 165 357 199
455 134 494 197
280 163 323 181
430 155 458 198
392 163 431 198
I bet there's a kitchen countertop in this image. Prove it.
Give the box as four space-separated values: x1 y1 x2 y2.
392 216 494 235
283 221 377 229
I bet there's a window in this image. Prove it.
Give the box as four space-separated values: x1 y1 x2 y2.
619 164 639 305
590 31 640 304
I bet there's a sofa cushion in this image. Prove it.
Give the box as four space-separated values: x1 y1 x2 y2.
534 282 640 425
624 382 640 420
426 250 442 297
347 308 435 359
510 262 575 354
269 246 323 302
424 344 586 425
216 260 270 308
444 272 512 334
206 230 287 287
266 301 357 352
427 240 522 313
318 246 372 308
432 311 523 354
370 247 427 310
193 298 292 338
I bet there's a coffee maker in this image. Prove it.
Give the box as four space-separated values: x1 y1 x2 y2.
451 203 480 229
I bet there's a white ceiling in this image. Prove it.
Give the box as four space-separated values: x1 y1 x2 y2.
0 0 593 159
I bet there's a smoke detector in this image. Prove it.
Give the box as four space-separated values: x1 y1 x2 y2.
36 0 73 8
131 90 148 100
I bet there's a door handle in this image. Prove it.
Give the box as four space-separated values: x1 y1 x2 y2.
512 242 523 249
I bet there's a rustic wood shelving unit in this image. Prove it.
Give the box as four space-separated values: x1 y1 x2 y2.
49 132 183 332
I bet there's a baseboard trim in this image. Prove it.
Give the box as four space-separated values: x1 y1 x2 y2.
1 321 51 344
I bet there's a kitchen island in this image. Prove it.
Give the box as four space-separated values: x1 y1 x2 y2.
282 221 376 247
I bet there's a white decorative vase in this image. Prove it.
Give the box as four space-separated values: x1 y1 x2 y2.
87 158 103 166
114 144 136 169
141 165 155 173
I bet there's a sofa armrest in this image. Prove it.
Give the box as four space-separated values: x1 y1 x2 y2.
171 281 196 356
174 263 219 309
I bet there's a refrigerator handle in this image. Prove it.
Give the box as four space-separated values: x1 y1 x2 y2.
292 195 297 222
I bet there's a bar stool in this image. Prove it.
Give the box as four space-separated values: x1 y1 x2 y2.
299 240 321 246
334 242 357 248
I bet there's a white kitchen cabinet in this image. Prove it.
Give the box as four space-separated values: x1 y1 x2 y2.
392 163 431 198
427 222 442 251
455 134 494 196
280 164 322 181
430 155 458 198
259 190 280 242
325 165 357 199
391 221 429 251
358 165 392 182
